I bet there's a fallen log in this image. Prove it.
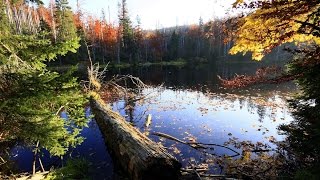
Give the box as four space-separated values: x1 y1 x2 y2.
90 98 182 180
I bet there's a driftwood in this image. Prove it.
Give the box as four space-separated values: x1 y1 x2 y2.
152 132 240 157
90 98 181 180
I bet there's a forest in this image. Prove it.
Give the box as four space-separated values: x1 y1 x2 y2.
0 0 320 179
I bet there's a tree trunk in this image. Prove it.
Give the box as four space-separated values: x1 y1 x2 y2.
117 41 121 64
32 141 39 175
90 98 181 180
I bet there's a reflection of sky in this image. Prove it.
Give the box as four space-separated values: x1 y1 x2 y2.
10 85 294 176
112 87 293 169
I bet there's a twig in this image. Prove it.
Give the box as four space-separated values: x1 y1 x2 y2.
151 132 240 157
152 132 186 144
39 157 45 172
251 149 273 153
55 105 66 116
0 156 6 165
32 140 40 175
83 39 93 69
31 105 64 175
199 174 227 178
181 168 209 173
188 161 202 180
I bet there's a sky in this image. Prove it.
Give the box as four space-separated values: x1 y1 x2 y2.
43 0 236 29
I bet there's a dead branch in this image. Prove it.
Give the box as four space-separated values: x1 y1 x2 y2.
99 74 150 103
188 161 202 180
151 132 240 157
0 156 6 166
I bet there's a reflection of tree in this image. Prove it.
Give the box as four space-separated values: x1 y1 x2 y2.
257 105 266 123
280 63 320 179
124 95 136 123
246 97 256 114
238 98 245 110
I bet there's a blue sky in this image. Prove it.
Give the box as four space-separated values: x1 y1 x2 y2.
43 0 235 29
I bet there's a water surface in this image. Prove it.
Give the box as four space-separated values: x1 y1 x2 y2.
11 62 297 177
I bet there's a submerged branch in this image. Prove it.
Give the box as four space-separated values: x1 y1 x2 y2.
151 132 240 157
188 161 202 180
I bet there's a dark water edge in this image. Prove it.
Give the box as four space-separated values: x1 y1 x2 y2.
9 109 114 179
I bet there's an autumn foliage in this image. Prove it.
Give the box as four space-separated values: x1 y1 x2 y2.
218 66 296 88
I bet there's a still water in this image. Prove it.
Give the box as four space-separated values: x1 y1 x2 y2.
11 62 297 178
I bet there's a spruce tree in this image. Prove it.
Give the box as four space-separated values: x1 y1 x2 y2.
0 0 87 173
55 0 78 42
118 0 136 62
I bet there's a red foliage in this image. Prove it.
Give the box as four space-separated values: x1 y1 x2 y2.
38 5 54 29
148 31 165 60
218 66 295 88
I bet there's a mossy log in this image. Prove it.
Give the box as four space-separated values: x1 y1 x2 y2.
90 98 182 180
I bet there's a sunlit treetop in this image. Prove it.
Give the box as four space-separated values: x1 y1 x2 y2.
229 0 320 60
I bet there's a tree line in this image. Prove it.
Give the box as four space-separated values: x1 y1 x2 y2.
11 0 236 66
78 0 232 64
2 0 288 67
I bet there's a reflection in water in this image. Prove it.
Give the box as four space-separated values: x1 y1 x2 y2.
6 63 301 178
278 95 320 178
107 62 269 91
112 85 294 176
7 108 114 179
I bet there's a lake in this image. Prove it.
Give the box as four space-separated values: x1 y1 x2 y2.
10 61 297 179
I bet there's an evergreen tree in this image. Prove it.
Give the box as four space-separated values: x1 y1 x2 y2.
134 15 143 62
168 30 179 59
0 1 9 37
118 0 136 63
0 1 87 173
53 0 79 64
55 0 78 42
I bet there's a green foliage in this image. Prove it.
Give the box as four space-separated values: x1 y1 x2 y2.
0 33 79 69
1 69 87 156
0 0 87 159
55 0 78 43
44 159 89 180
118 0 137 62
0 1 9 37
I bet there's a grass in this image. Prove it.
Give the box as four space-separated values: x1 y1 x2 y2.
44 159 89 180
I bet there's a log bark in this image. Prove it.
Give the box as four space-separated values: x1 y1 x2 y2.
90 98 182 180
